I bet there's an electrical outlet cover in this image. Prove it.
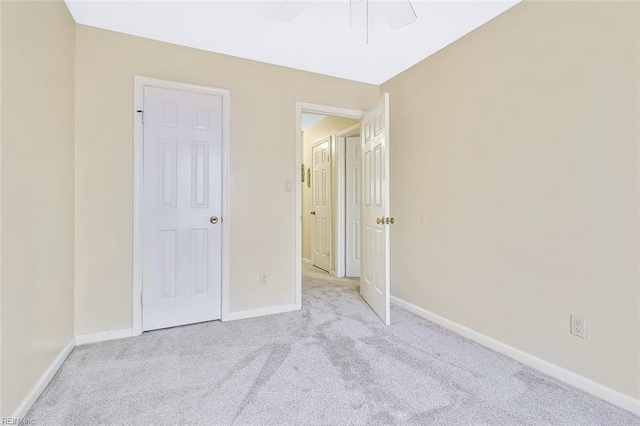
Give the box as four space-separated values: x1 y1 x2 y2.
570 314 587 339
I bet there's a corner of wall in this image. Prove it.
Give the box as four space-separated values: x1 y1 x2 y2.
70 2 77 341
0 0 77 416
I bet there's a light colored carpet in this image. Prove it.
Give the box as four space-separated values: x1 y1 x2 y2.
29 264 639 425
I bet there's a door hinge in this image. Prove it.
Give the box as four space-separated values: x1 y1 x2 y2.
136 109 144 124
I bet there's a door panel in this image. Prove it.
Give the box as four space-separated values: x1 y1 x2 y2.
158 230 177 298
191 229 209 295
360 94 390 325
143 86 222 331
346 137 361 277
311 138 331 272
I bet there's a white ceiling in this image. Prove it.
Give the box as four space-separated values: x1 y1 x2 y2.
64 0 520 85
301 113 327 130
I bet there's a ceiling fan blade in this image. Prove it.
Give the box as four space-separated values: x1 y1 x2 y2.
271 1 314 22
377 0 417 30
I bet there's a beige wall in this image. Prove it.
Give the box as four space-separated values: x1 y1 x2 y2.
0 0 635 415
302 116 359 266
74 25 379 334
1 1 76 416
382 0 639 399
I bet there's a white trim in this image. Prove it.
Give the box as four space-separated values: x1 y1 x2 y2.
226 304 298 321
295 102 364 310
381 94 391 326
133 76 232 336
220 90 231 321
11 338 75 419
334 135 345 278
75 329 133 346
220 86 232 323
296 107 302 310
391 296 640 416
334 123 360 279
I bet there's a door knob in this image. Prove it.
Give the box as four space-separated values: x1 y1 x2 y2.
376 217 383 224
210 216 219 224
310 211 316 215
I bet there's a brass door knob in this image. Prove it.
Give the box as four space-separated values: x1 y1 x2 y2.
210 216 219 224
310 211 316 215
389 217 395 224
376 217 383 224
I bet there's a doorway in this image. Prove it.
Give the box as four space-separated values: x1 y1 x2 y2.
300 112 360 277
302 120 361 278
295 96 392 325
335 124 362 278
345 135 361 278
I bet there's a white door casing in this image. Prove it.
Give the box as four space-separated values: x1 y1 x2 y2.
311 137 332 272
346 136 362 277
360 94 391 325
142 86 222 331
295 102 364 310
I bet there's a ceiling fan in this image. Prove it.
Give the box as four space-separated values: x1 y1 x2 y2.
272 0 417 43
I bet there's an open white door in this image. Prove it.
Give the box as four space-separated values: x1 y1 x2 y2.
360 94 391 325
311 137 332 272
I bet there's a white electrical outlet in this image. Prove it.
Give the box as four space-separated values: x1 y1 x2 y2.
570 314 587 339
260 273 268 285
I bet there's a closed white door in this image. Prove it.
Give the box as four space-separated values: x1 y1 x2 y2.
346 136 361 277
361 94 391 325
142 86 222 331
311 138 331 272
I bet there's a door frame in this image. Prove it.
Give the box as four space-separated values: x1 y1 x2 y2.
310 137 332 272
132 76 231 336
295 102 364 309
334 123 361 278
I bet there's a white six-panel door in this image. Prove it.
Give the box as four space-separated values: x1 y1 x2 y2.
360 94 391 325
311 138 332 272
346 136 361 277
142 86 222 331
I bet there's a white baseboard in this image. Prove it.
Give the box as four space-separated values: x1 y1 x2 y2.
75 328 133 346
227 303 299 321
11 337 75 419
391 296 640 416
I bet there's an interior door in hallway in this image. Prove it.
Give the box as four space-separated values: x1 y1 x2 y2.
311 138 331 272
346 136 361 277
142 86 222 331
361 94 391 325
